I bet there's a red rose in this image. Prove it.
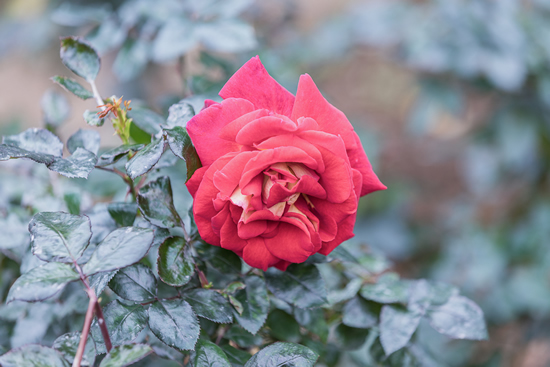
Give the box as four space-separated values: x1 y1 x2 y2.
186 56 386 271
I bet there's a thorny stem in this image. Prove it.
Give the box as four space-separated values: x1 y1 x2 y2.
72 293 96 367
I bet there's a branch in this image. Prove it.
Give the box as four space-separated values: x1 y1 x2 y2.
94 301 113 352
72 293 96 367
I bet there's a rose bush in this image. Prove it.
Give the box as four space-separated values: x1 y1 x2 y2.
186 56 386 271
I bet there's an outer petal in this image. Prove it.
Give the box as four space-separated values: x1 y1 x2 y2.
264 222 316 263
186 98 255 165
185 165 208 198
219 56 295 117
291 74 357 149
318 213 356 256
348 133 387 196
242 237 281 271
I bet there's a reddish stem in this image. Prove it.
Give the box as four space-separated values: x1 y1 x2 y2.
72 293 96 367
94 301 112 352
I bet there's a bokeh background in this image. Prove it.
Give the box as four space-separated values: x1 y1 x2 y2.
1 0 550 366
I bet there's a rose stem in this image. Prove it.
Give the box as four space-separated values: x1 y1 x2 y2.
72 293 96 367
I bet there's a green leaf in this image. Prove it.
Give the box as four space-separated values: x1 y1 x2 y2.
113 38 149 82
220 344 251 366
60 36 100 82
164 126 202 181
91 300 148 354
342 296 378 329
148 299 200 351
127 106 164 135
233 276 269 334
224 326 262 348
166 100 195 128
265 264 327 308
48 148 98 179
83 110 105 127
125 137 165 180
0 144 55 164
195 241 242 274
328 278 362 305
51 75 94 100
328 246 359 264
244 342 318 367
0 345 70 367
225 281 246 294
67 129 101 155
333 324 369 351
193 340 231 367
41 89 70 127
64 192 81 215
88 270 118 297
228 295 244 316
109 263 157 303
29 211 92 263
7 262 79 302
157 236 194 286
3 128 63 157
379 305 422 356
97 144 144 166
267 309 300 342
82 226 154 276
99 344 153 367
183 288 234 324
426 295 488 340
53 331 96 366
360 274 411 304
108 202 138 227
293 308 329 343
137 176 182 228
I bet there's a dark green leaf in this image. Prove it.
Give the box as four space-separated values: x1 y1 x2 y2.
224 326 262 348
427 295 488 340
97 144 144 166
109 263 157 302
265 264 327 309
220 344 251 366
67 129 101 155
233 276 269 334
333 324 369 351
148 299 200 351
342 296 378 329
29 211 92 262
3 128 63 157
99 344 153 367
166 100 195 128
53 332 96 366
267 309 300 342
7 262 79 302
293 308 329 343
360 274 411 304
125 137 165 180
41 89 70 127
244 342 318 367
113 38 149 82
157 236 194 286
91 300 148 353
49 148 98 179
88 270 118 297
82 227 154 275
0 345 70 367
51 75 94 100
137 176 182 228
127 106 164 135
328 246 359 264
108 202 138 227
328 278 362 305
228 295 243 316
195 241 242 274
0 144 55 164
183 288 233 324
193 339 231 367
83 110 105 127
225 281 246 294
379 305 422 356
60 37 100 81
64 192 81 215
164 126 202 181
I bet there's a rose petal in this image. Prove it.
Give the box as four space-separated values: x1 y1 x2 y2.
255 135 325 173
291 74 357 149
186 165 208 198
318 213 356 256
187 98 255 165
219 56 295 117
235 116 298 145
220 212 247 252
213 151 258 199
348 133 387 196
264 222 316 263
242 237 281 271
238 220 268 239
218 109 271 142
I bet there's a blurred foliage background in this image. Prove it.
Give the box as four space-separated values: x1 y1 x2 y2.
0 0 549 366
